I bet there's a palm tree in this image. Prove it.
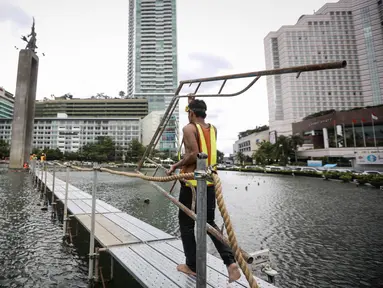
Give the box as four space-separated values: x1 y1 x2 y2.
274 135 291 165
217 150 225 163
290 134 304 163
119 91 125 98
252 140 274 165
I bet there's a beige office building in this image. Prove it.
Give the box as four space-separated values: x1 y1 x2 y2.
264 0 383 136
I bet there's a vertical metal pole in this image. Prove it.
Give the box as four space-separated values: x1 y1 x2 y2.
63 165 70 239
361 120 366 147
40 165 44 191
44 162 48 206
196 152 208 288
51 163 56 204
343 123 347 148
32 160 36 185
51 163 56 217
110 257 114 280
35 160 38 185
88 165 98 280
372 117 377 147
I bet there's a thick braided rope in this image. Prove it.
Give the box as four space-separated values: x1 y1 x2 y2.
212 173 258 288
71 165 93 171
56 163 195 183
100 167 194 183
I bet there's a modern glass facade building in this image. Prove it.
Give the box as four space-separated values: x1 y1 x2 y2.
128 0 179 153
0 88 14 119
264 0 383 136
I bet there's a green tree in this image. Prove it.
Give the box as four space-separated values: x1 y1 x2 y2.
217 150 225 163
245 155 253 164
43 148 64 160
96 136 116 161
0 140 10 159
274 135 292 165
127 139 145 163
235 151 246 166
253 141 274 165
290 134 304 163
79 136 116 162
63 151 79 161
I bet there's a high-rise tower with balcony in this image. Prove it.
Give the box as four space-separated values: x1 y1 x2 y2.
128 0 179 153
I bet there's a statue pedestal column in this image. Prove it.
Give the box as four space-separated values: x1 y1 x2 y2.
9 50 39 169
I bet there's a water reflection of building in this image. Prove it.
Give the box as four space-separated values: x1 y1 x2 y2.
293 106 383 168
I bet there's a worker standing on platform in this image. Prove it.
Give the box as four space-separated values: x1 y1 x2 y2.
167 95 241 282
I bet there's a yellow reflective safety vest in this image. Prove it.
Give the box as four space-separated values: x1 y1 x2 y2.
180 123 217 187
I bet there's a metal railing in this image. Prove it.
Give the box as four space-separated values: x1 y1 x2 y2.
135 60 347 287
30 60 347 288
31 160 103 282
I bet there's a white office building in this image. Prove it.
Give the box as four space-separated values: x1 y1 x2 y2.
264 0 383 136
0 114 141 153
142 110 163 149
233 129 270 159
128 0 179 153
141 110 178 152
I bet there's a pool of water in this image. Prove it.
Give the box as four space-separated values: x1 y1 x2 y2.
0 167 88 288
1 166 383 287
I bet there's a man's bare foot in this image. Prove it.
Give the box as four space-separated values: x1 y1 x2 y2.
227 263 241 283
177 264 197 276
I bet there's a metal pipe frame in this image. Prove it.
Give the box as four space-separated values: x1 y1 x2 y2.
137 61 347 171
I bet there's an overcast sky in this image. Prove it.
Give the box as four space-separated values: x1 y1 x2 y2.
0 0 338 155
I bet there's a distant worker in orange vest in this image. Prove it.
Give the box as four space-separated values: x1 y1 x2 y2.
167 95 240 282
41 153 46 162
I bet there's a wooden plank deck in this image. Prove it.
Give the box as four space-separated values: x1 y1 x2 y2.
35 168 277 288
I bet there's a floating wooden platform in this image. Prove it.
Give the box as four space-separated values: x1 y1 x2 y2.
36 168 276 288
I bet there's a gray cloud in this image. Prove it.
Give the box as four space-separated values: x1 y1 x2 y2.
179 52 232 80
179 52 233 94
0 2 30 28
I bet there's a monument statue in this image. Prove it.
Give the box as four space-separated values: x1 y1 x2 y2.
9 17 40 169
21 17 37 52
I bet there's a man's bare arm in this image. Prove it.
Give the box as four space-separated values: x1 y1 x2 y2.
173 125 199 169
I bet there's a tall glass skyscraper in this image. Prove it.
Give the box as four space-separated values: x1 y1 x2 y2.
127 0 179 153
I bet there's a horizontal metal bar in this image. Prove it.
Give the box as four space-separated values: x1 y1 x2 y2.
179 61 346 85
178 75 260 98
